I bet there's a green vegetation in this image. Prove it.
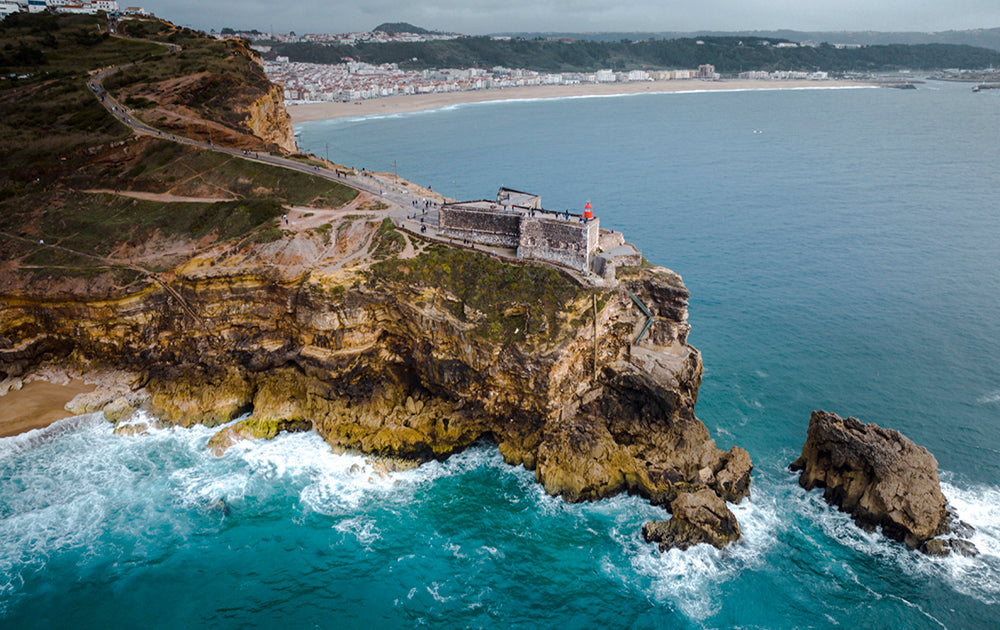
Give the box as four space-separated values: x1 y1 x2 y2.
272 35 1000 73
370 242 587 343
0 13 362 287
0 14 162 186
1 192 285 270
106 21 273 132
79 140 357 206
372 22 434 35
369 218 406 260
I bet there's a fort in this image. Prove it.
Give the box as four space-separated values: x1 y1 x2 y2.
437 187 641 278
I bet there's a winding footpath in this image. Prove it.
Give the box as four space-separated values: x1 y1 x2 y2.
88 40 447 234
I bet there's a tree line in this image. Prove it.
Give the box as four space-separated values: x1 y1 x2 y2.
268 35 1000 73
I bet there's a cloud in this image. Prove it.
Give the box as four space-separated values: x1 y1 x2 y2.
141 0 1000 35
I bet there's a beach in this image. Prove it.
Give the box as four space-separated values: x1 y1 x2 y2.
288 78 874 123
0 379 95 437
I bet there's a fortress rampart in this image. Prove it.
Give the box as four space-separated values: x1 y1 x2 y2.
438 188 600 273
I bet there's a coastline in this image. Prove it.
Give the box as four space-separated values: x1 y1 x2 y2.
288 78 875 123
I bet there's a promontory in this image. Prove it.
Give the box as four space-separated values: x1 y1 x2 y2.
0 12 750 547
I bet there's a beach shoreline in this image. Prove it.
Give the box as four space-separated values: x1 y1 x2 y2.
288 78 876 123
0 379 96 438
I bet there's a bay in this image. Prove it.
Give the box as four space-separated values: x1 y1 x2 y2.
2 82 999 629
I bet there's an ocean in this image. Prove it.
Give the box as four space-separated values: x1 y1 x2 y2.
3 82 999 628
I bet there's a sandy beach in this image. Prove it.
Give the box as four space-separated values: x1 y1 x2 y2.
0 379 96 438
288 78 875 123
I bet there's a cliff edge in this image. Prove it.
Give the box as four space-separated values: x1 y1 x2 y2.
0 219 751 538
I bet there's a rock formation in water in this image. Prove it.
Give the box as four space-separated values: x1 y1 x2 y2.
0 220 750 546
790 410 977 556
642 488 742 551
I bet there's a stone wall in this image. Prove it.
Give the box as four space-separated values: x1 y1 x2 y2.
599 229 625 251
439 202 599 272
438 205 522 248
518 217 599 273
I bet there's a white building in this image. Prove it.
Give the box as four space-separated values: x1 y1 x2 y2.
595 69 615 82
0 0 25 19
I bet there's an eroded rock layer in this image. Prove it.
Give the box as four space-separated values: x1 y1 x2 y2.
0 235 750 523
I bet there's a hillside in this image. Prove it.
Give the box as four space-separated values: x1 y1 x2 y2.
373 22 433 34
497 27 1000 51
269 34 1000 73
0 12 356 294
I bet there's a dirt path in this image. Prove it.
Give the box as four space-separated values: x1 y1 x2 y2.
83 189 235 203
282 192 379 231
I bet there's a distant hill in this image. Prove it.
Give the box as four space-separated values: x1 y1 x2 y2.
493 28 1000 51
373 22 432 34
272 35 1000 74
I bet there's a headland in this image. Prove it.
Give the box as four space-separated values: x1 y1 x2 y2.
0 13 751 548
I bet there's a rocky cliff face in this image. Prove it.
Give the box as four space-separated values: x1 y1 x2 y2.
244 82 296 153
0 225 750 532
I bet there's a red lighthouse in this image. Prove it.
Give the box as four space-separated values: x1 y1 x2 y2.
583 201 593 220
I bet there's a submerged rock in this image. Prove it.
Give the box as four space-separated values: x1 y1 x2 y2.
642 489 742 551
790 410 977 556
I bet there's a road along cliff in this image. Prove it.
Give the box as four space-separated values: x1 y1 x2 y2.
0 220 751 546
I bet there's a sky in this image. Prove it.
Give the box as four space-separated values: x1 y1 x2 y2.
142 0 1000 35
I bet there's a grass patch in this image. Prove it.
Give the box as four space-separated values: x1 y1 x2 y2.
71 138 358 207
369 242 588 344
369 218 405 260
0 14 163 186
0 193 285 268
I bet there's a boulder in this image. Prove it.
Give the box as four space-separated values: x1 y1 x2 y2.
642 488 742 551
790 410 977 555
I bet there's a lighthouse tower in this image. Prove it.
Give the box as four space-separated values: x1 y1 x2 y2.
583 201 594 220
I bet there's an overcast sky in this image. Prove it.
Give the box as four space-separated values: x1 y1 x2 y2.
142 0 1000 35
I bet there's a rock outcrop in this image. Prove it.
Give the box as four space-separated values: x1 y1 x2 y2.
0 222 750 544
642 488 742 551
791 410 976 556
244 83 296 153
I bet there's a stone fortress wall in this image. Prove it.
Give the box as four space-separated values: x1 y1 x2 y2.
438 187 601 273
437 204 523 249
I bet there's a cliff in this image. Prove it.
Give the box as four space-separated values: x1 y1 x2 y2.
244 83 296 153
109 20 297 152
0 221 751 516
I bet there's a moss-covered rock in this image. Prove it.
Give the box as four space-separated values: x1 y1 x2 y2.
207 416 312 455
148 368 253 428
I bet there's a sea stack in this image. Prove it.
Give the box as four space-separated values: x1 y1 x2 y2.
790 410 977 557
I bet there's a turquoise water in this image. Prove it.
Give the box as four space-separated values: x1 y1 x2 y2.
4 83 1000 628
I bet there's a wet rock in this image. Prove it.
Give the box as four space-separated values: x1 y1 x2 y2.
713 446 753 503
207 416 312 455
209 498 231 517
642 489 742 551
790 410 977 556
148 367 253 428
113 423 150 437
921 537 978 558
